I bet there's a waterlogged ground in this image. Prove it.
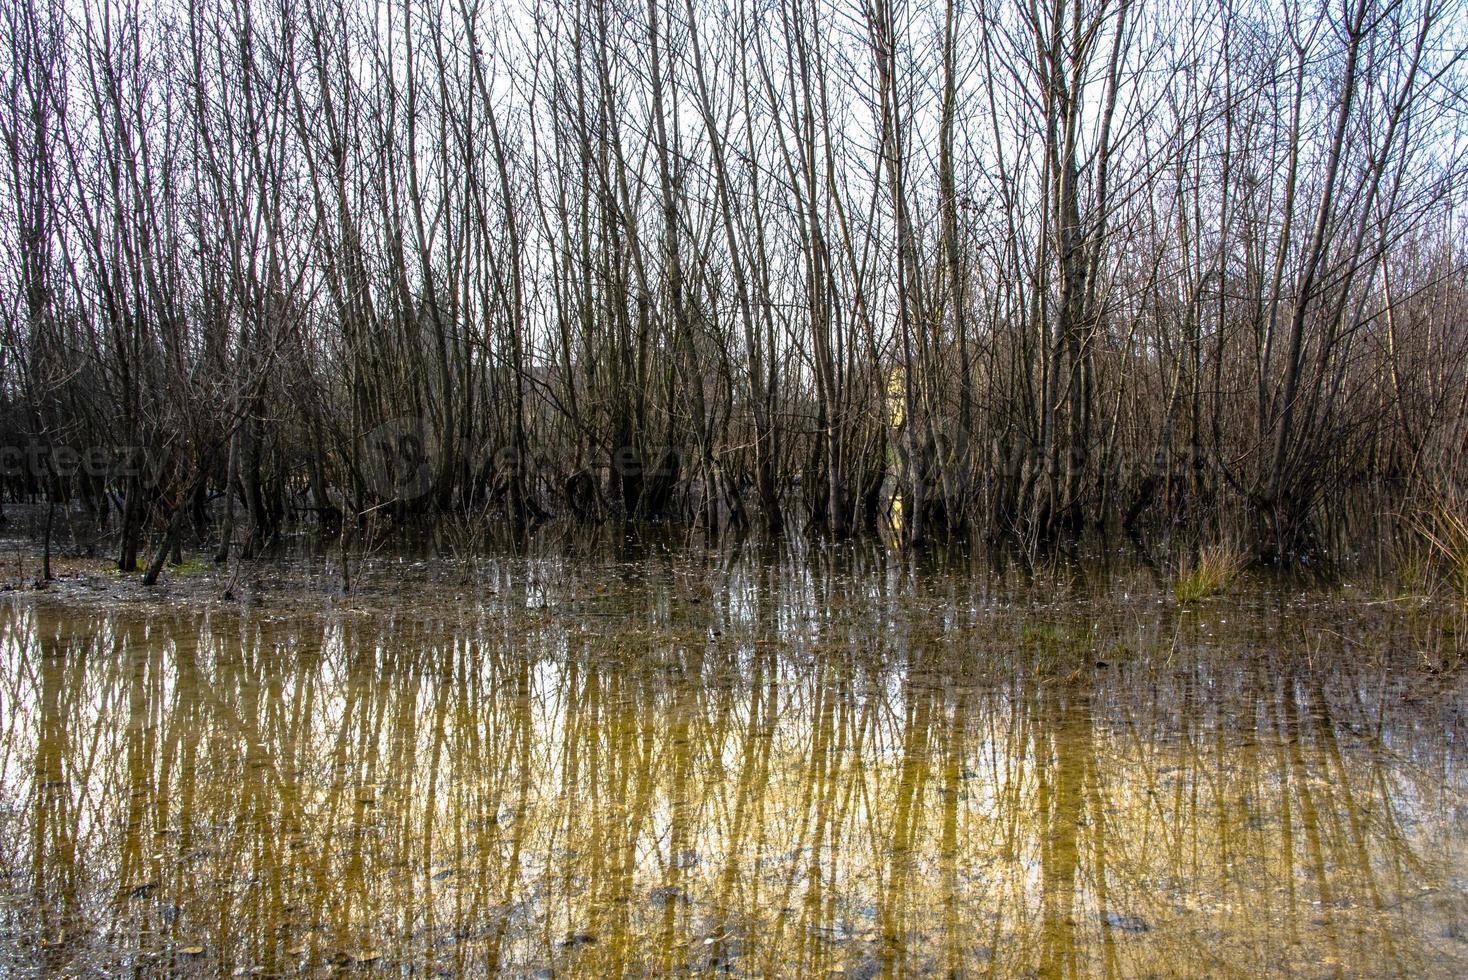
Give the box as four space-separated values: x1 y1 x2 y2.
0 539 1466 977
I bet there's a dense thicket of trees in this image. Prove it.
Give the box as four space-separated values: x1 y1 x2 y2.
2 0 1466 568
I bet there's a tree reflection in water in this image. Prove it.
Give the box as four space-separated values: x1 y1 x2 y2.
0 546 1465 976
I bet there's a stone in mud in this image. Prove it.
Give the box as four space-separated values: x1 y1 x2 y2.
127 880 160 899
650 885 688 906
1101 911 1151 932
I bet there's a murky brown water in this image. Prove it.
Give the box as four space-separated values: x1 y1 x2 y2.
1 543 1466 977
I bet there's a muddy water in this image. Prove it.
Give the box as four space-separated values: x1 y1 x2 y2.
0 545 1465 977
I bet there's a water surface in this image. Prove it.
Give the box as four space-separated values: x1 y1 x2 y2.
1 545 1465 976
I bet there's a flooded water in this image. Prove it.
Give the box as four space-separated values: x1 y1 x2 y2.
1 542 1466 977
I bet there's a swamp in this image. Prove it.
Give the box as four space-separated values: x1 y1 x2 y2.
5 0 1468 973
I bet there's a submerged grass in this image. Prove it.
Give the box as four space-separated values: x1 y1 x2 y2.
1173 543 1248 604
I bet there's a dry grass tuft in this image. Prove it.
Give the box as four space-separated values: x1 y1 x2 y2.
1173 543 1248 604
1413 492 1468 601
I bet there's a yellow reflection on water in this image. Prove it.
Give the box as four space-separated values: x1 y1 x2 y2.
0 553 1465 977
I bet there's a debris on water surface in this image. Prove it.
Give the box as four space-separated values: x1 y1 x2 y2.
650 885 689 906
1101 911 1151 932
127 879 160 899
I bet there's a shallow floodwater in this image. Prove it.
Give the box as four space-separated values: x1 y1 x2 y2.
1 542 1466 977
